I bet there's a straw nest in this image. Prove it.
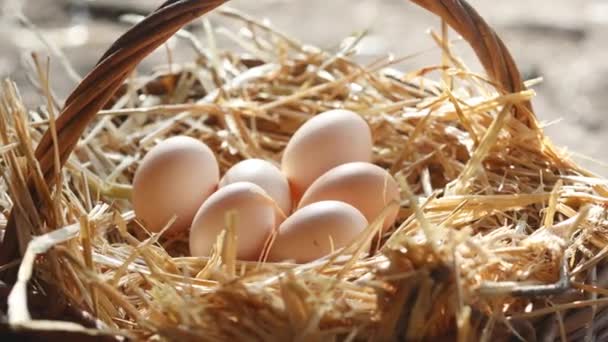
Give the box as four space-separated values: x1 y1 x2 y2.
1 7 608 342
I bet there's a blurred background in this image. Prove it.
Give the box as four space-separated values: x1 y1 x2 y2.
0 0 607 175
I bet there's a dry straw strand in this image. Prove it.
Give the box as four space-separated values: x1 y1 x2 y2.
0 0 608 341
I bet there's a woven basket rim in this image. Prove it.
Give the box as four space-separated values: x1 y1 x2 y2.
3 1 601 341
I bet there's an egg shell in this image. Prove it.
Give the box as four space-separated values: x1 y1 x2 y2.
219 159 291 219
267 201 368 263
281 109 373 200
298 162 400 231
132 136 219 233
190 182 276 260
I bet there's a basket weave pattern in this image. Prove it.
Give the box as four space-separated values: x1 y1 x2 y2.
0 0 605 341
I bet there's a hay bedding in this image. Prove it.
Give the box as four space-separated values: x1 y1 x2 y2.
1 3 608 342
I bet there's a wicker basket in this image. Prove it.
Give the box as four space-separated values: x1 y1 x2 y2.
1 0 606 341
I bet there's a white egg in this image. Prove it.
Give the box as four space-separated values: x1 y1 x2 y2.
190 182 277 261
267 201 368 263
298 162 400 231
219 159 292 218
281 109 373 200
132 136 219 233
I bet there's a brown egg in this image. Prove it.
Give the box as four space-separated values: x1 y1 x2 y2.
281 109 372 200
267 201 368 263
219 159 291 219
189 182 276 260
298 162 400 231
132 136 219 233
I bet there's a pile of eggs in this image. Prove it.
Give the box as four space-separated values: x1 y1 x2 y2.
132 110 400 263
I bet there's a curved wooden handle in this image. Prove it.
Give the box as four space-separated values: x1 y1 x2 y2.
1 0 533 262
411 0 534 125
0 0 228 266
35 0 534 189
36 0 229 184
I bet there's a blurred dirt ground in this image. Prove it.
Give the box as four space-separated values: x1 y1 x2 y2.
0 0 607 175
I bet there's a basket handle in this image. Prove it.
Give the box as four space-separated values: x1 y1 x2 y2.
0 0 533 263
411 0 534 120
